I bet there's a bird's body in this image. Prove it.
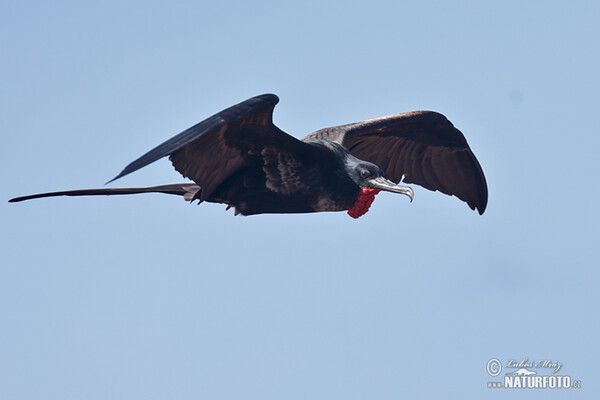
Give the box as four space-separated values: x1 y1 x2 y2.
9 94 488 217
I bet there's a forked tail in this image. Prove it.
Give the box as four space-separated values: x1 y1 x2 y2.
9 183 201 203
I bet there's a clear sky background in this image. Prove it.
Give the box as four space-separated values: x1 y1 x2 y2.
2 1 598 399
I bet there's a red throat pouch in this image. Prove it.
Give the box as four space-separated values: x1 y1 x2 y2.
347 188 381 219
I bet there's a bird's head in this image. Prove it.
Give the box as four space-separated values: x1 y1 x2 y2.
345 156 414 201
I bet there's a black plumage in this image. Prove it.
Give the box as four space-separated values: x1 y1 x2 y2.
9 94 488 217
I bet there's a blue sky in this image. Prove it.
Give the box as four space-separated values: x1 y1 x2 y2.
2 1 598 398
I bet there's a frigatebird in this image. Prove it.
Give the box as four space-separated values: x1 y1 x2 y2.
9 94 488 218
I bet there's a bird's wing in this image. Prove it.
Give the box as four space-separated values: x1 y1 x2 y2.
109 94 325 200
304 111 488 214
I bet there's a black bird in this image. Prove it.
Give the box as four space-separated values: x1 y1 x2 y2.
9 94 487 218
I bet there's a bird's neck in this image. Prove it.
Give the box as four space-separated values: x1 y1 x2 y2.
347 188 381 219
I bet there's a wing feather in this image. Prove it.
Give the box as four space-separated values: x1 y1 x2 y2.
305 111 488 214
108 94 279 185
109 94 329 202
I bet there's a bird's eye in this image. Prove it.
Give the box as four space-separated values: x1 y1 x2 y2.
360 170 370 179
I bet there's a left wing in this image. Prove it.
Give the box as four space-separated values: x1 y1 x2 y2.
109 94 328 201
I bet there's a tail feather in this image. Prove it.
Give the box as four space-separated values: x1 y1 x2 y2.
9 183 201 203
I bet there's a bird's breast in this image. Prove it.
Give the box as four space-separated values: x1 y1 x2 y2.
310 195 349 212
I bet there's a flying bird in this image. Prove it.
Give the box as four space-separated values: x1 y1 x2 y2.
9 94 488 218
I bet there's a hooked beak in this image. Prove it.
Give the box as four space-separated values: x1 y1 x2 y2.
367 176 414 202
